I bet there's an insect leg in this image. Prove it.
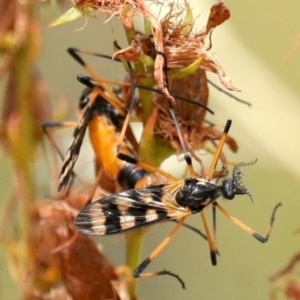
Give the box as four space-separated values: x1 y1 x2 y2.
170 219 221 255
212 204 218 257
67 47 126 115
67 44 248 107
133 216 187 289
70 47 213 183
208 119 232 179
215 202 282 242
156 51 197 179
200 211 217 265
114 61 141 165
42 121 78 161
78 74 214 113
113 54 179 182
198 120 232 264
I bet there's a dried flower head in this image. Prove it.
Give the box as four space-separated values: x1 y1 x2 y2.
114 0 239 93
160 0 238 91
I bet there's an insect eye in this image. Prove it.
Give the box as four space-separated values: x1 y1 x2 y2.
79 88 92 110
222 179 235 200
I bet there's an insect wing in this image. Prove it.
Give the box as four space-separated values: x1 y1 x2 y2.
58 106 92 190
75 184 185 235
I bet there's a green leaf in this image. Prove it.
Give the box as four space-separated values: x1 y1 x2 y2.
168 57 203 79
48 6 96 27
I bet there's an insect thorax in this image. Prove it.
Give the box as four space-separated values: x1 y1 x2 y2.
175 178 220 213
79 87 124 131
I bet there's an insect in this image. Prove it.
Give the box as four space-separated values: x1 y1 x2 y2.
66 44 247 178
45 74 210 237
74 119 282 288
56 76 180 194
60 46 212 173
56 46 212 193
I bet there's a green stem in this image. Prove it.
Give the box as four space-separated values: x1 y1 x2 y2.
125 229 149 299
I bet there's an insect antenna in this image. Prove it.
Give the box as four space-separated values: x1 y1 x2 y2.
232 159 258 201
155 50 197 179
207 79 251 106
70 46 250 106
77 74 214 113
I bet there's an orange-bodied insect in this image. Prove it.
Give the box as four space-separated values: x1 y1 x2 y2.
54 76 177 193
65 43 248 178
42 74 210 239
53 46 212 193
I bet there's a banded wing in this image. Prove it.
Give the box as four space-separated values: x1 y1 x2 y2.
58 106 92 191
75 182 188 235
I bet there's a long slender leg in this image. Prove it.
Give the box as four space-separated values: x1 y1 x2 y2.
208 119 232 179
42 121 77 161
133 216 187 289
171 220 207 240
199 121 232 265
200 211 217 265
78 74 213 113
215 202 282 242
172 220 220 256
155 51 197 179
71 47 213 177
212 204 218 257
67 48 125 115
66 47 248 107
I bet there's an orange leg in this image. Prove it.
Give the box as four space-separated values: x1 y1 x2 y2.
133 216 188 289
215 202 282 242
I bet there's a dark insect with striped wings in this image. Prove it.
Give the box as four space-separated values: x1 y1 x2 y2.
75 120 281 289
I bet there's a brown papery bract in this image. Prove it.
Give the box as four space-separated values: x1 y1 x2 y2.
30 196 129 300
113 1 239 92
160 0 239 91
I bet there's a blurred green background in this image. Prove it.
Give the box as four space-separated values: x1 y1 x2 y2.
1 0 300 299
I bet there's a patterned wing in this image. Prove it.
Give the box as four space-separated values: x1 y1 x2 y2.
75 183 188 235
58 107 92 191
